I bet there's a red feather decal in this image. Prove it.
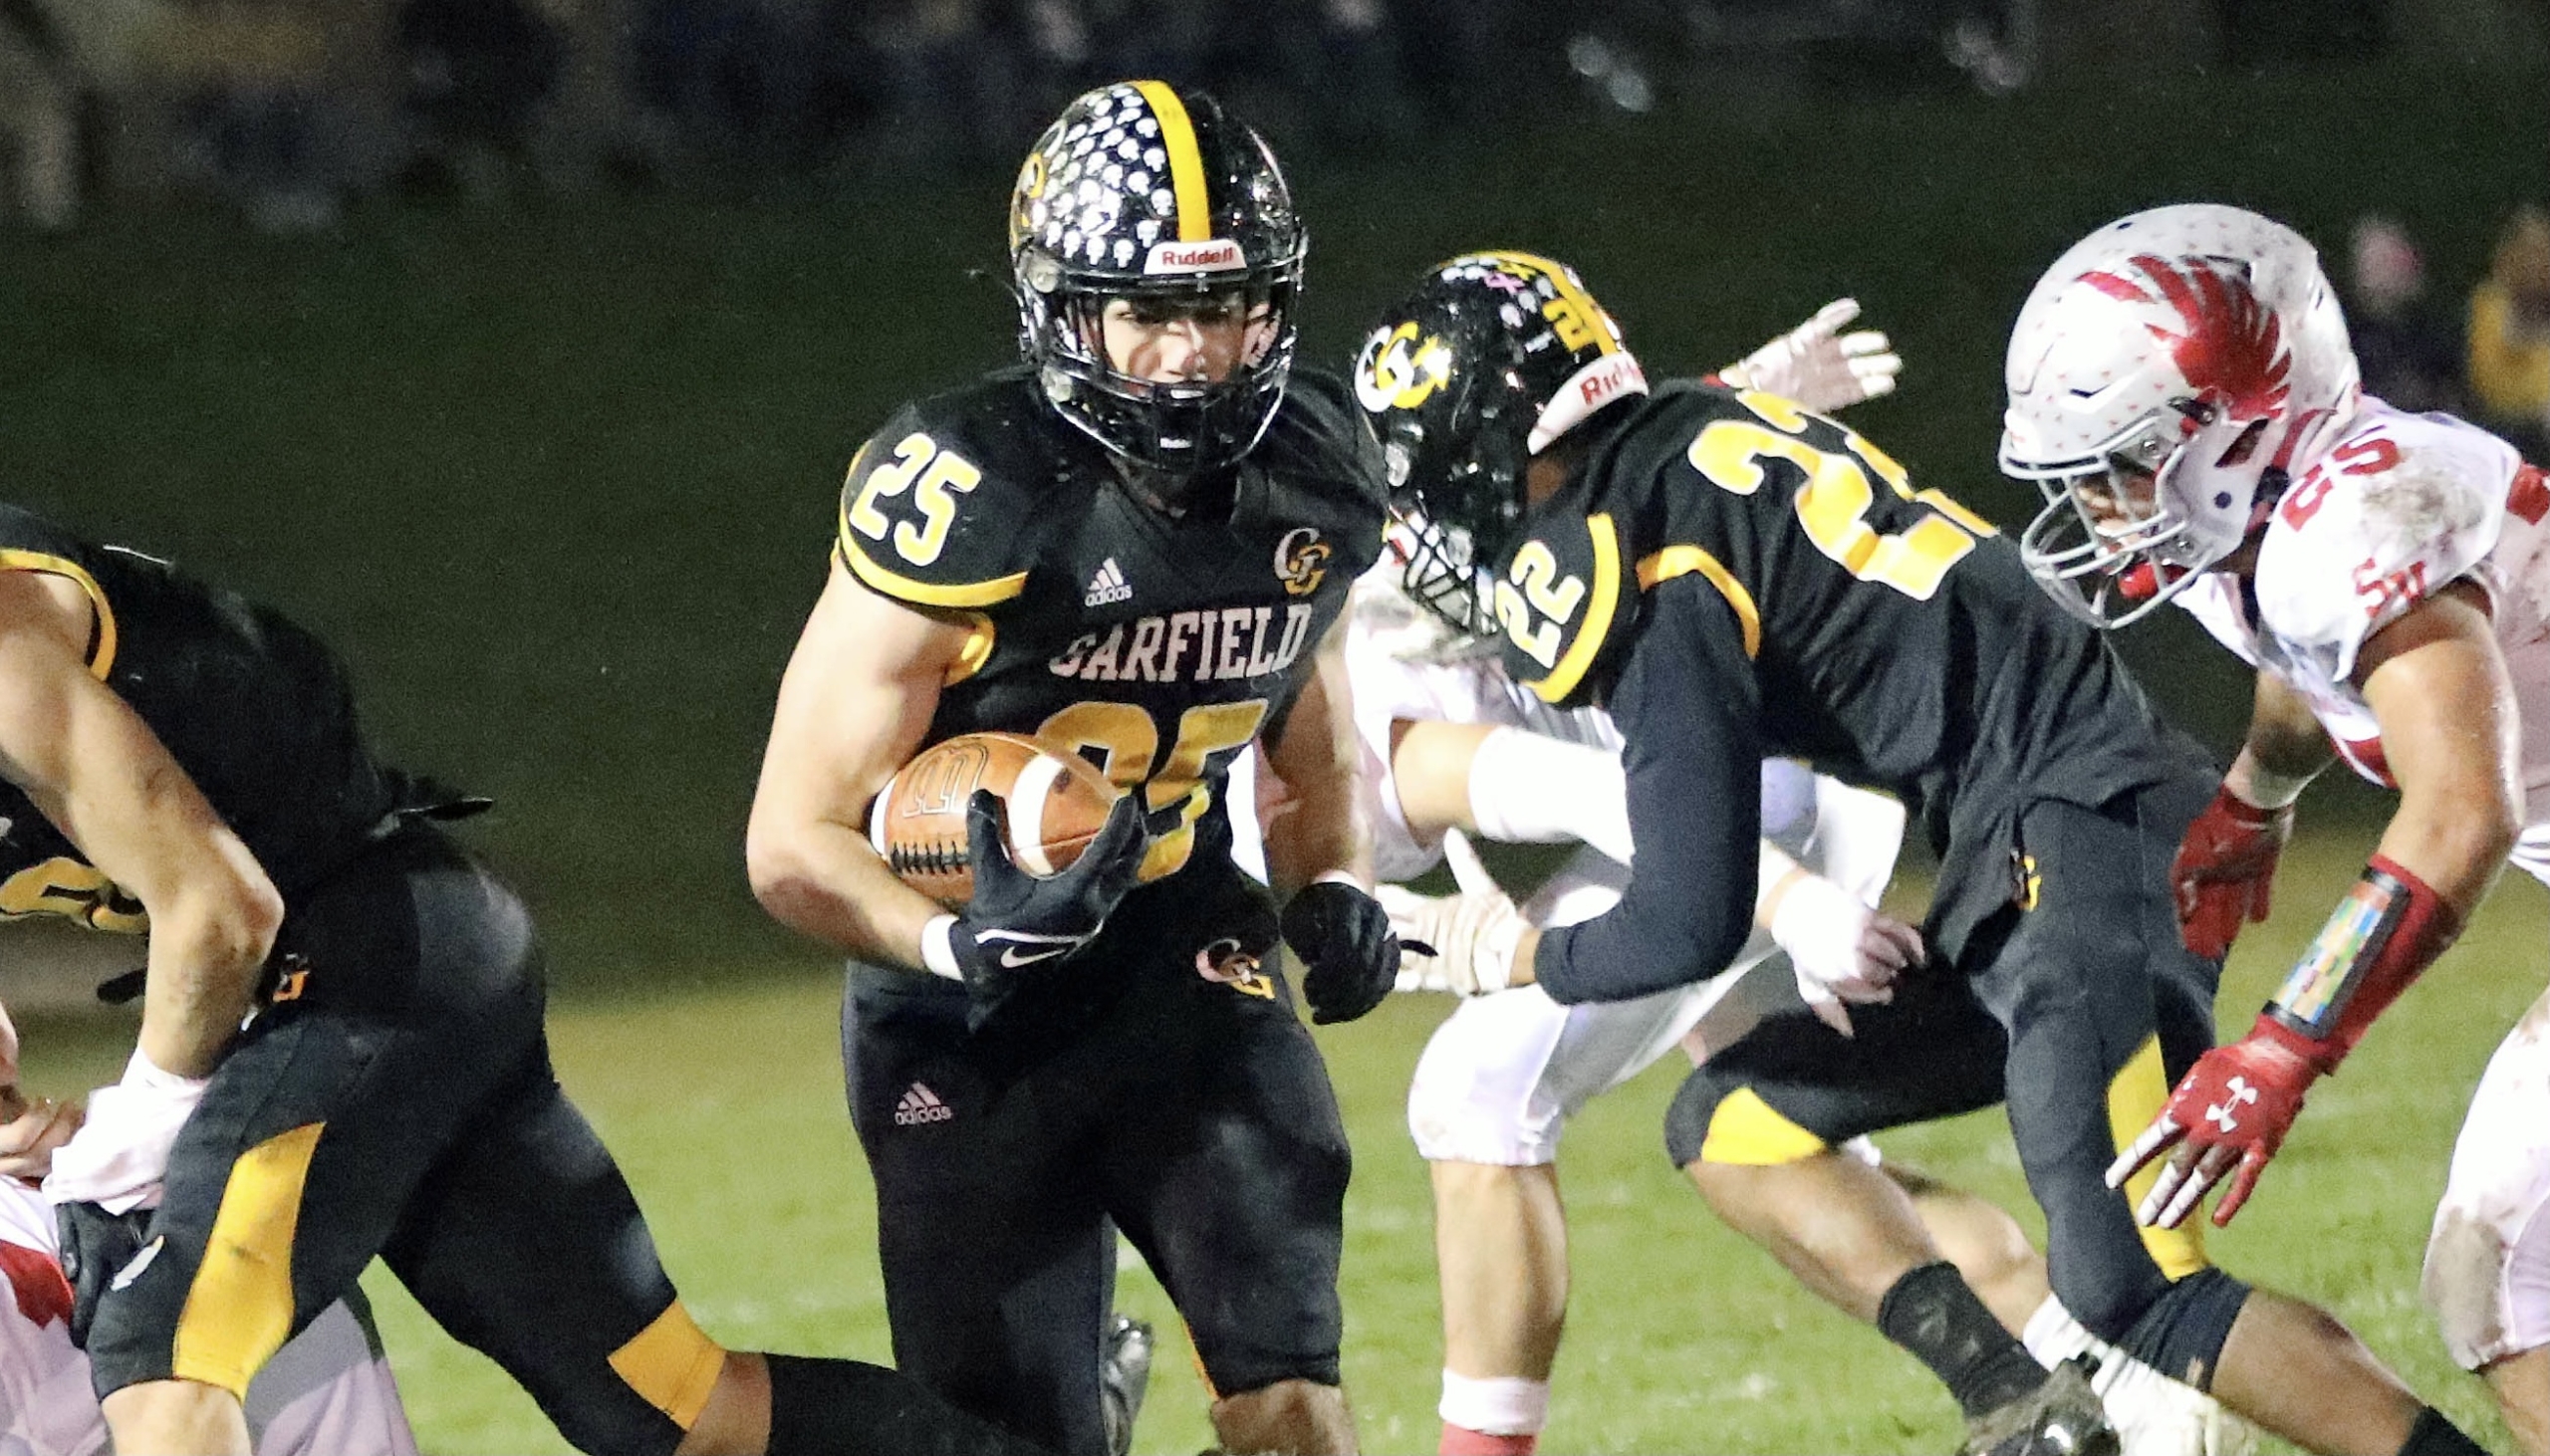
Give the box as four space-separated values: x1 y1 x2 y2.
2081 270 2152 304
1 1237 73 1330
2131 253 2291 421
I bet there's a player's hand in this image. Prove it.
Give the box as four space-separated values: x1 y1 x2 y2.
948 789 1150 1029
1 1092 84 1182
1768 871 1924 1039
1283 878 1403 1025
1376 834 1528 997
1719 299 1902 412
55 1199 152 1348
2104 1019 2321 1228
2171 785 2293 960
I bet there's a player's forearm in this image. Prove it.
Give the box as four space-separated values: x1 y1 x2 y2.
1264 785 1368 897
2228 674 2333 808
134 857 282 1079
2359 587 2522 918
1264 635 1371 895
747 818 947 972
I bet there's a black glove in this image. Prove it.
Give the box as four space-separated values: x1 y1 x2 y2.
949 789 1150 1030
55 1200 153 1348
1283 879 1402 1025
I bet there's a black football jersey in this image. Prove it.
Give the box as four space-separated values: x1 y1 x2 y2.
834 364 1387 887
1490 382 2208 999
0 504 399 935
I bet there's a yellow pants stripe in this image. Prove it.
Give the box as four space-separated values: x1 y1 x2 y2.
1698 1087 1829 1165
171 1122 325 1397
2107 1034 2208 1279
610 1299 728 1430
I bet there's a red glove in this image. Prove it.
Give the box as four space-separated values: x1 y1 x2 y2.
2111 855 2460 1229
2104 1016 2321 1228
2170 785 2294 959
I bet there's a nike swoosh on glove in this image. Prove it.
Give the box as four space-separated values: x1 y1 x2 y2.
1283 878 1402 1025
947 789 1151 1030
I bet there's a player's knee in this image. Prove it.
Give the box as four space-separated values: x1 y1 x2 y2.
2088 1266 2249 1381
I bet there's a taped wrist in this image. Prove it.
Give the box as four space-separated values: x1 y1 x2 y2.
918 914 963 981
1464 727 1632 863
2262 854 2461 1071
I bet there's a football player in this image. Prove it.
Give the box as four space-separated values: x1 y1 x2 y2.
1357 250 2485 1456
4 996 421 1456
1329 308 2243 1456
745 82 1400 1456
2006 203 2550 1455
0 504 1050 1456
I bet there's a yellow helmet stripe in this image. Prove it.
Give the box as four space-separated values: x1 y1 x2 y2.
1478 251 1620 357
1133 81 1212 242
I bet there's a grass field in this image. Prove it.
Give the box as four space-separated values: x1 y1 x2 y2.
13 834 2540 1454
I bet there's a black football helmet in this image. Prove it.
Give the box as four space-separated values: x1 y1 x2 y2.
1354 252 1647 633
1009 82 1307 485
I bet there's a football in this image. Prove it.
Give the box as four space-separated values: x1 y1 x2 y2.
868 731 1121 904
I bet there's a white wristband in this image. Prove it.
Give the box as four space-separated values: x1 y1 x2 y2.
1311 868 1367 891
919 915 963 981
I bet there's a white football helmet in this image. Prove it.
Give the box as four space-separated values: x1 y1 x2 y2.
2001 204 2362 626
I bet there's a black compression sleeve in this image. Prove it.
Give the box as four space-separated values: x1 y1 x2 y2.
1536 575 1763 1004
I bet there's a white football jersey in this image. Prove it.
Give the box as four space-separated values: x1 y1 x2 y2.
2175 399 2550 878
1 1177 419 1456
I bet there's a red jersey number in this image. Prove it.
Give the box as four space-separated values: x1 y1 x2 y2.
2353 558 2427 621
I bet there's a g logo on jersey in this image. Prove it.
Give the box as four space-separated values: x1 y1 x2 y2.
1275 527 1332 597
1355 323 1452 414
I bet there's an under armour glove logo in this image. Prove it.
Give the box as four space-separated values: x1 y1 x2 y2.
2202 1076 2261 1132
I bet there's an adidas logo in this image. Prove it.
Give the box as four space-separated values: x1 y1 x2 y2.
893 1083 954 1125
1084 557 1134 607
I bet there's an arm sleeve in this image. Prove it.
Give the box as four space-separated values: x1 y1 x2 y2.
1534 575 1763 1004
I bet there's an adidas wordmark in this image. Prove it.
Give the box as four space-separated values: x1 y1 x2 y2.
894 1083 954 1125
1084 557 1133 607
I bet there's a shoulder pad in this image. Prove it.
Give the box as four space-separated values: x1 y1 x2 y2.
1490 506 1637 708
834 377 1058 609
2256 412 2519 671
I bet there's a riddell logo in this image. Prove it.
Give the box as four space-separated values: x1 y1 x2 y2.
1145 239 1245 275
1576 356 1643 409
893 1084 953 1125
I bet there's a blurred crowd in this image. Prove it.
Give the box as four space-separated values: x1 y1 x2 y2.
2347 206 2550 461
0 0 2051 230
4 0 2542 457
0 0 1668 230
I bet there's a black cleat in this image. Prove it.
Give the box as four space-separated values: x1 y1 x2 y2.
1101 1315 1155 1456
1963 1357 2123 1456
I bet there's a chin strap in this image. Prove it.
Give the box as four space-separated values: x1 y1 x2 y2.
2257 853 2461 1072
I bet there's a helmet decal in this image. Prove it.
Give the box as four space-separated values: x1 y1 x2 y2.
2001 205 2363 628
1355 322 1453 413
2117 255 2293 422
1354 252 1644 635
1008 81 1307 481
1130 80 1213 244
